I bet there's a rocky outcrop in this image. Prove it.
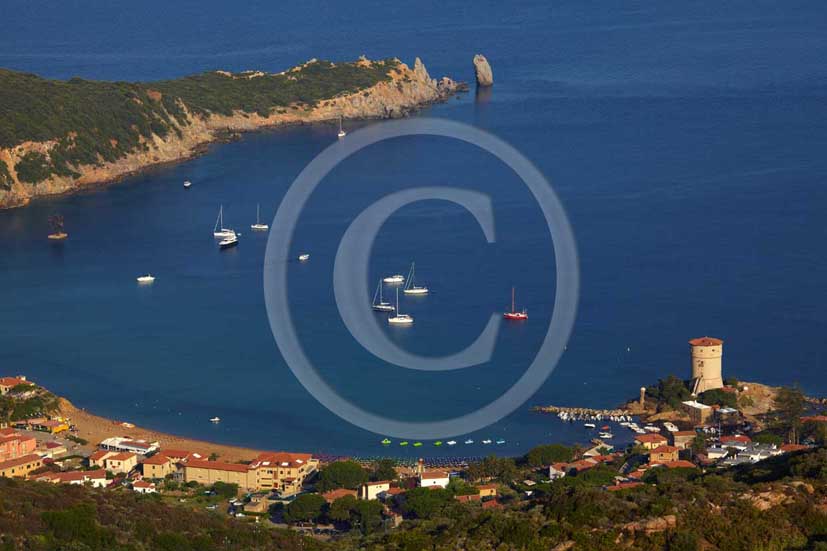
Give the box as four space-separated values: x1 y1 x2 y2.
0 57 463 209
473 54 493 86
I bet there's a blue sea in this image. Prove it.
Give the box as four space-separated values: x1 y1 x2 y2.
2 1 827 458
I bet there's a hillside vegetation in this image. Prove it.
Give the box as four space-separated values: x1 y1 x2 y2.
0 59 397 185
0 478 325 551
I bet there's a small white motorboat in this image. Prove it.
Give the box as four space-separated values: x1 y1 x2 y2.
251 204 269 231
584 423 596 429
388 288 413 325
383 274 405 284
598 432 613 439
495 439 506 445
298 253 310 261
210 417 221 423
219 233 238 249
446 440 457 446
482 439 492 445
464 439 474 445
136 275 155 284
184 180 192 189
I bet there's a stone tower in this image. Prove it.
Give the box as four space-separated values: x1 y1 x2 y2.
689 337 724 394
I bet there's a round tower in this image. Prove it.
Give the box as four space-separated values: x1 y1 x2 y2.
689 337 724 394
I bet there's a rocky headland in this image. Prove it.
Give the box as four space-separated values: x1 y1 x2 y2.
0 57 463 209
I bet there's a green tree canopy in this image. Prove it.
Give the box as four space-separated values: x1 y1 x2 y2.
402 487 453 519
525 444 575 467
317 461 368 492
371 458 398 482
284 493 326 523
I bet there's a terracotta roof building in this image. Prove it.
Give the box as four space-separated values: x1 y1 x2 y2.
634 433 668 450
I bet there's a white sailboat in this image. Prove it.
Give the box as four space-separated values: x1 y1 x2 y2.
337 116 347 139
388 288 413 325
213 205 236 238
251 204 268 231
372 279 395 312
183 180 192 189
403 262 429 295
298 253 310 261
136 274 155 284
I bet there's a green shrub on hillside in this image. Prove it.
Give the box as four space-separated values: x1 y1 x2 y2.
0 59 398 184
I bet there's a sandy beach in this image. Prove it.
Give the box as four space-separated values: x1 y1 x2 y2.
58 398 265 463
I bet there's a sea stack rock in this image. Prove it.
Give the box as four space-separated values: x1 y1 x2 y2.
473 54 493 86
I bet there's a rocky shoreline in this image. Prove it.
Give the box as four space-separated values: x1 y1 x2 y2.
0 57 464 210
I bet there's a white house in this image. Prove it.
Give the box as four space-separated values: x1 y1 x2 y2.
548 464 567 480
132 480 157 494
419 471 450 489
99 437 159 455
360 480 391 500
34 469 108 488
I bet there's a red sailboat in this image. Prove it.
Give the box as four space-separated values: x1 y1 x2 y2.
503 287 528 320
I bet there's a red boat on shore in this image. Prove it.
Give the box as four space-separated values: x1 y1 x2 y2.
503 287 528 320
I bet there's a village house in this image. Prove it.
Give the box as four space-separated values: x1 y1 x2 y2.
0 376 29 395
105 452 138 474
132 480 157 494
39 441 68 459
634 433 668 450
30 419 69 434
649 445 680 464
0 428 37 462
322 488 358 503
478 484 498 498
33 469 108 488
99 436 159 455
670 431 697 450
419 470 450 488
0 453 43 478
182 451 318 493
549 463 567 480
360 480 391 500
681 400 713 425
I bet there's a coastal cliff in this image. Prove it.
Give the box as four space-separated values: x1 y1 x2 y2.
0 57 462 209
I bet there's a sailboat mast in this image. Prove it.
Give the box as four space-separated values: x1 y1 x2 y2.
512 287 515 312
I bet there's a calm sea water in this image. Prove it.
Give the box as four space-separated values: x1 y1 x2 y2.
2 1 827 458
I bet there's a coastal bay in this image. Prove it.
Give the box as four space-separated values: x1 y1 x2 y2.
1 1 826 459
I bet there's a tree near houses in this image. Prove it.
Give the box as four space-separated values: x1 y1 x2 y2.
773 385 806 444
317 460 368 492
284 493 326 523
526 444 574 467
371 458 397 482
328 495 359 523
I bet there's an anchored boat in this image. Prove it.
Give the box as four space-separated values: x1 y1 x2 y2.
251 204 269 231
372 279 395 312
403 262 429 295
503 287 528 320
388 288 413 325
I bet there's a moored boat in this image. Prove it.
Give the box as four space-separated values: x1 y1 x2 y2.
403 262 429 295
388 288 413 325
503 287 528 320
372 278 395 312
136 274 155 284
